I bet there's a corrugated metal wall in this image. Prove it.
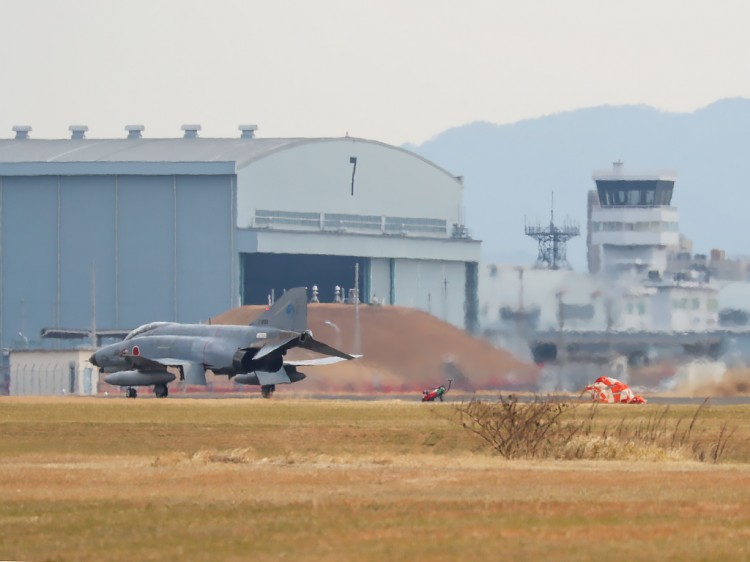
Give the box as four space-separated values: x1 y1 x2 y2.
0 174 235 348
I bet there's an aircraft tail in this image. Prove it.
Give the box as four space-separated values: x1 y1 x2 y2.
251 287 309 332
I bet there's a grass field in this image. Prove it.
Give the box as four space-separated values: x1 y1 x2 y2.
1 396 749 561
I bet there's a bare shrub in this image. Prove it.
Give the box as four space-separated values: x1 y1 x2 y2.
454 394 585 459
454 395 737 463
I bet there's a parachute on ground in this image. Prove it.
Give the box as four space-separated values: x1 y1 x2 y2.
583 376 646 404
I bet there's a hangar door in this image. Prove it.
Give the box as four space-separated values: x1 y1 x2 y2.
241 253 370 305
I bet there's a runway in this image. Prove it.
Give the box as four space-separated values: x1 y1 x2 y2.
99 391 750 406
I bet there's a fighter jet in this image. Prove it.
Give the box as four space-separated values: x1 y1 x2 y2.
89 287 360 398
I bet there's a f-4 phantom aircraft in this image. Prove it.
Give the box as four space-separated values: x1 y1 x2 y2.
89 287 360 398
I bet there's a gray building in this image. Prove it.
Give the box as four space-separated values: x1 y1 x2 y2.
0 125 481 349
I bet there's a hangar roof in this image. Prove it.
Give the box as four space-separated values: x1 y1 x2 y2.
0 137 454 177
0 137 294 165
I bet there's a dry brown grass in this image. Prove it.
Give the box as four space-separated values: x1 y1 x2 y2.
454 395 741 462
1 397 749 561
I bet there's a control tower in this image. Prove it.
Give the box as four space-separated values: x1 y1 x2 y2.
590 161 679 279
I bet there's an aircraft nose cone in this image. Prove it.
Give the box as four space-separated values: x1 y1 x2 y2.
89 353 99 367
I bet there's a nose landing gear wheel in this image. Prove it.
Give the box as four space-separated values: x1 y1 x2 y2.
125 387 138 399
154 384 169 398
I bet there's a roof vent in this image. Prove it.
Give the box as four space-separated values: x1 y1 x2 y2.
613 160 624 174
12 125 32 140
239 124 258 139
181 124 201 139
69 125 88 140
125 125 144 139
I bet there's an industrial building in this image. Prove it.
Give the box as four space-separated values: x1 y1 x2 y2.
480 161 737 384
0 124 481 354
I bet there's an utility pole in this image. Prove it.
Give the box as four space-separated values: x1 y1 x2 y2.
556 290 565 391
90 265 97 349
354 263 361 354
442 277 448 321
19 298 28 347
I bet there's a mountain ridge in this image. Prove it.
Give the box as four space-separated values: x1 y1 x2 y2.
405 98 750 270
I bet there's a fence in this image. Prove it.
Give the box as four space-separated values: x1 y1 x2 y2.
9 362 97 396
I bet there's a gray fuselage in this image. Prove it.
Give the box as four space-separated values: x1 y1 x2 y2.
91 323 300 375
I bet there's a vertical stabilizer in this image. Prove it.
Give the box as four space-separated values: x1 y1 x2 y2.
251 287 309 332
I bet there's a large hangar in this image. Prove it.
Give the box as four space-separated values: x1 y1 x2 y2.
0 125 481 350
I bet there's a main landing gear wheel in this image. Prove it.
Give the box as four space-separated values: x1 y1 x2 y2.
154 384 169 398
125 387 138 399
261 384 276 399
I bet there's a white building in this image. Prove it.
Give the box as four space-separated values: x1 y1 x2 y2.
481 161 721 348
650 283 719 332
9 349 97 396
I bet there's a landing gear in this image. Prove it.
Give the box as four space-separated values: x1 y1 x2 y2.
154 384 169 398
261 384 276 399
125 387 138 399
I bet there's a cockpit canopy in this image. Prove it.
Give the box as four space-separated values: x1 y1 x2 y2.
124 322 171 340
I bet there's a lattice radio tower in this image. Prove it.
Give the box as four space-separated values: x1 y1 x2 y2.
524 193 580 270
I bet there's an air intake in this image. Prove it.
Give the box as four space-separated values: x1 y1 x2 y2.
181 124 201 139
69 125 88 140
239 124 258 139
12 125 31 140
125 125 144 139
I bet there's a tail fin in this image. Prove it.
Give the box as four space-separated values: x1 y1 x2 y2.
251 287 309 332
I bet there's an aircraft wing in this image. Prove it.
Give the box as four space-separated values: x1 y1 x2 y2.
284 355 362 367
250 336 297 360
248 334 360 361
125 354 168 373
124 355 207 385
298 336 359 360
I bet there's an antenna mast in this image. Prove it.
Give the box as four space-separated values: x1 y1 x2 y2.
525 191 580 270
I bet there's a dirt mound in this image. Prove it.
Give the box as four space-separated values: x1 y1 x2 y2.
210 303 538 392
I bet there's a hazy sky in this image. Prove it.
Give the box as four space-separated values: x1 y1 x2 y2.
2 0 750 145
